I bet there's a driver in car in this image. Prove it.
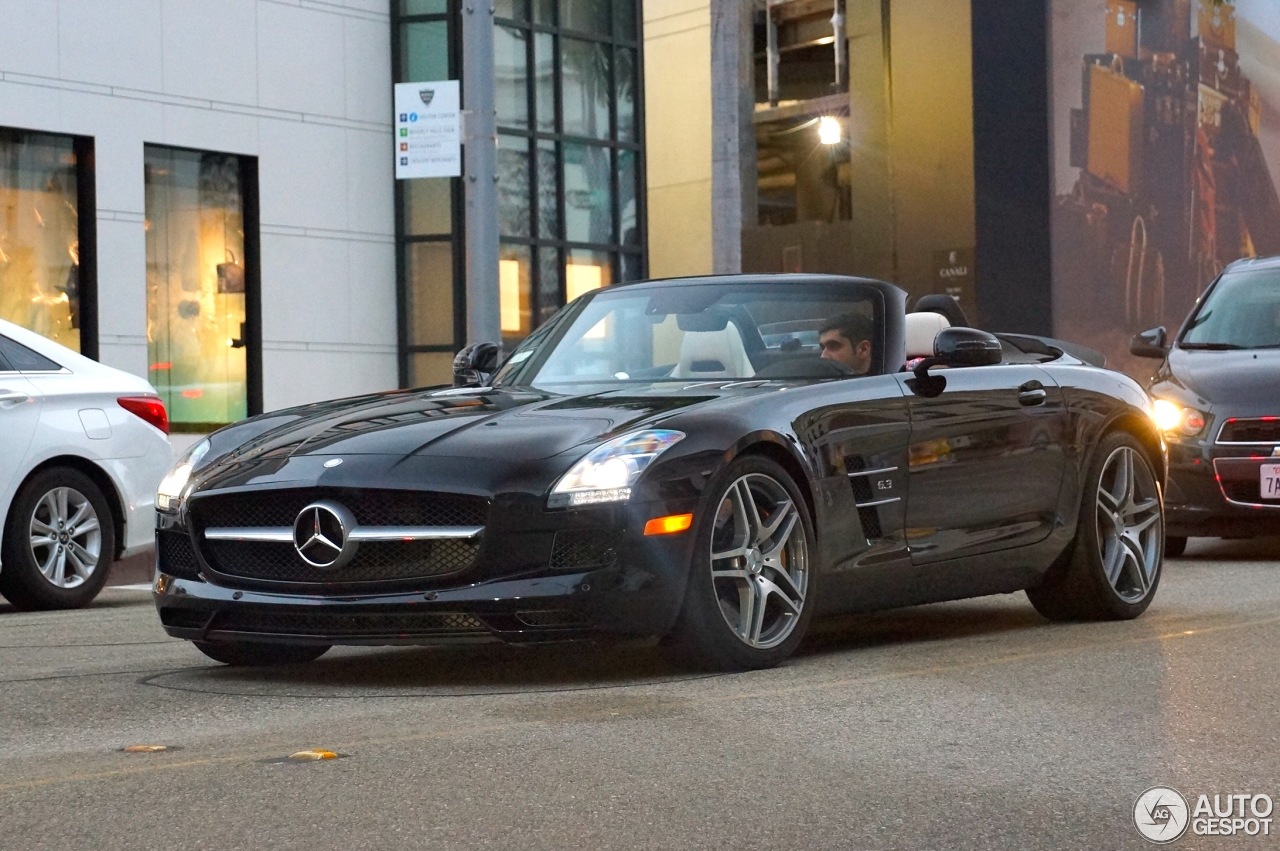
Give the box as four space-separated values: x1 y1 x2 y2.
818 312 873 375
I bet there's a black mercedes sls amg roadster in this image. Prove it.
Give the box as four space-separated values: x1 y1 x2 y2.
154 274 1167 671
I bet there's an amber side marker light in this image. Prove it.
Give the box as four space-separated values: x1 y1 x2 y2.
643 513 693 536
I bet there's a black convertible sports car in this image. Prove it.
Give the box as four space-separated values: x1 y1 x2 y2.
154 274 1167 671
1131 255 1280 555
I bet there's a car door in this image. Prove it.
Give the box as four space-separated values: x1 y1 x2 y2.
0 344 42 505
897 363 1069 564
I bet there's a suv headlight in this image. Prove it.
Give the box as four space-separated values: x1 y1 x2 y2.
156 439 211 512
1151 398 1207 437
548 429 685 508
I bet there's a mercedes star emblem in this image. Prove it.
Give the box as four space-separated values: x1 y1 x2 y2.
292 500 359 570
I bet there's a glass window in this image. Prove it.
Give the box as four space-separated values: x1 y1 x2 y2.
537 245 563 327
533 0 556 26
405 240 455 345
616 48 636 142
618 148 639 246
497 134 531 239
145 146 250 431
494 0 528 21
565 248 613 302
408 350 456 388
614 0 637 42
401 21 450 82
403 178 453 236
562 37 611 139
0 334 62 371
495 26 529 129
563 143 613 244
401 0 448 15
536 139 559 240
560 0 609 37
0 130 83 351
534 32 557 134
499 243 533 342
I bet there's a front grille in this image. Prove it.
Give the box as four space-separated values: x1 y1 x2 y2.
192 488 487 529
188 488 487 589
157 530 201 580
549 530 620 570
1217 418 1280 444
202 539 478 584
208 610 487 637
1221 480 1280 506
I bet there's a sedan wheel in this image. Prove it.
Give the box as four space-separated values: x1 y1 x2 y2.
0 468 116 611
666 456 816 670
1027 432 1164 621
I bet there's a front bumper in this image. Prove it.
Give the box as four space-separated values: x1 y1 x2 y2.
153 494 700 647
1164 439 1280 537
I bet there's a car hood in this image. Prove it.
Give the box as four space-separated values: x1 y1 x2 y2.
209 381 780 466
1160 348 1280 406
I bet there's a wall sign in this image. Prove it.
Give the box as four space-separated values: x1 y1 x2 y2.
932 247 976 317
394 80 461 179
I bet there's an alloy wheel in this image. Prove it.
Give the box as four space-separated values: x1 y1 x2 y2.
26 487 103 590
1094 446 1162 603
708 473 809 649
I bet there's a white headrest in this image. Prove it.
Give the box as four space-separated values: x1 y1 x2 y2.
904 312 951 359
673 323 754 379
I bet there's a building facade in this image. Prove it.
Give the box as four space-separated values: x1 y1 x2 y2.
0 0 644 436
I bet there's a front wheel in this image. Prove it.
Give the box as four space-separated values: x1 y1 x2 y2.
0 467 116 611
192 641 331 666
664 456 817 671
1027 432 1164 621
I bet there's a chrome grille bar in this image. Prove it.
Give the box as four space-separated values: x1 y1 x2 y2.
204 526 484 542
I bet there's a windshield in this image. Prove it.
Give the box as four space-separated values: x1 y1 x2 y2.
493 279 884 390
1181 269 1280 350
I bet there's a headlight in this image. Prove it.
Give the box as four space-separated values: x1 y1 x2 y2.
1151 398 1207 437
548 429 685 508
156 439 211 512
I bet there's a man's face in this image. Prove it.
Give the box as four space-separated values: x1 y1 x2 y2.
819 330 871 374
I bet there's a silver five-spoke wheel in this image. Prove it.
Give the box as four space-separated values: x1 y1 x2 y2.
1094 445 1162 603
27 486 104 590
709 472 809 650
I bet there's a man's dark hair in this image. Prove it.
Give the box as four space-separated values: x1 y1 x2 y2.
820 311 873 345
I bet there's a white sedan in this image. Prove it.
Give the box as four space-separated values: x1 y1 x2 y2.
0 319 172 610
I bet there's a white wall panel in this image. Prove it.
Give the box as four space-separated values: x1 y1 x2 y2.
58 0 164 91
60 92 163 213
344 16 392 124
94 218 150 361
160 0 259 104
0 1 60 78
258 118 349 230
345 239 397 346
346 127 394 235
159 104 260 159
257 3 347 118
260 234 351 346
0 80 63 134
261 347 396 411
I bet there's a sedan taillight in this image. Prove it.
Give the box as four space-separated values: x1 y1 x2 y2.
118 396 170 435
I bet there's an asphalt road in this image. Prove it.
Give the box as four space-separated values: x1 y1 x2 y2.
3 538 1279 851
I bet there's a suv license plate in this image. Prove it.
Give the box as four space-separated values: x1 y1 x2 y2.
1262 463 1280 500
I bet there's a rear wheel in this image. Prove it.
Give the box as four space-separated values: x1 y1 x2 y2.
665 456 816 671
1027 432 1164 621
192 641 331 667
0 467 115 611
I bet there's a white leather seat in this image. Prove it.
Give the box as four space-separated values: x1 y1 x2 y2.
672 323 754 379
904 312 951 359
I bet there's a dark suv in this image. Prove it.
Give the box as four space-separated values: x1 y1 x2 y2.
1131 256 1280 554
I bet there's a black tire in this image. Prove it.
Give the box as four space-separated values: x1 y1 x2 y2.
1026 432 1164 621
664 455 817 671
0 467 116 611
1164 535 1187 558
192 641 331 666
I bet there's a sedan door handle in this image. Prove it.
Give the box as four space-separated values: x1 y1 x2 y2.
1018 381 1047 407
0 390 31 406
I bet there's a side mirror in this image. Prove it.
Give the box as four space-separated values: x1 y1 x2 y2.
914 327 1002 379
1129 326 1169 359
452 341 499 387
